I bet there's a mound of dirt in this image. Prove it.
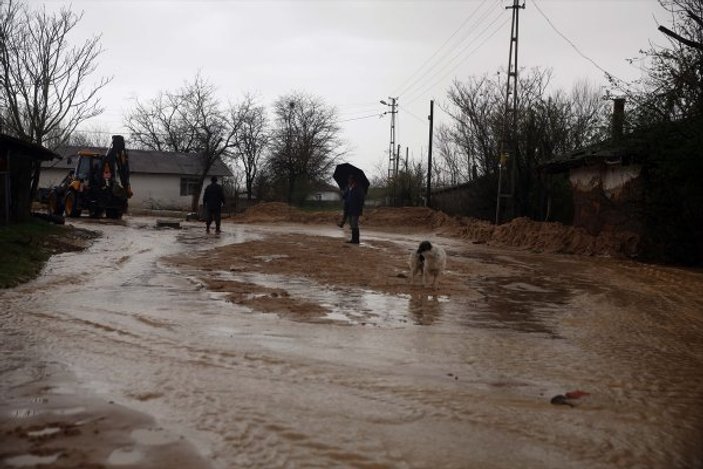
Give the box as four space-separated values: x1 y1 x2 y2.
490 217 640 257
234 202 299 222
233 203 640 258
362 206 456 230
234 202 338 224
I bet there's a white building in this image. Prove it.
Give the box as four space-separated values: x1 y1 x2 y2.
305 182 342 202
41 146 232 211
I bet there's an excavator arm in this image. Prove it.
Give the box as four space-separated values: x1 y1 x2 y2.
106 135 132 198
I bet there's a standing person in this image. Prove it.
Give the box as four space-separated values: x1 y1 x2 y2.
338 185 350 228
203 176 225 234
345 174 365 244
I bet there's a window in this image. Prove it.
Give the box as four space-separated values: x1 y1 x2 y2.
180 177 200 196
75 156 91 180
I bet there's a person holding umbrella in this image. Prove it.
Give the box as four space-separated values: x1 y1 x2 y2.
344 173 365 244
333 163 369 244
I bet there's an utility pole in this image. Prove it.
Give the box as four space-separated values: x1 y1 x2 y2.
381 97 398 206
380 97 398 180
396 144 401 173
426 99 434 208
495 0 525 225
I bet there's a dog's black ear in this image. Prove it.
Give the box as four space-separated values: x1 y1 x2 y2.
417 241 432 254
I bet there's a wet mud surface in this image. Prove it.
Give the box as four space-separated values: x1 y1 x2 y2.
1 216 702 468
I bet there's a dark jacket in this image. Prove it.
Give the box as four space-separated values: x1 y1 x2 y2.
344 183 364 216
203 182 225 210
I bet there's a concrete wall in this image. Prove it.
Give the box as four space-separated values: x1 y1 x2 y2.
39 168 207 211
569 164 643 235
40 167 69 188
131 173 194 210
430 175 497 221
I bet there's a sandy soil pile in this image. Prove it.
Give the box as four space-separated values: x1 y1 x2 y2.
491 217 640 258
233 203 640 258
234 202 338 224
363 206 455 229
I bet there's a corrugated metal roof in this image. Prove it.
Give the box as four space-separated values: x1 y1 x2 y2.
43 145 232 177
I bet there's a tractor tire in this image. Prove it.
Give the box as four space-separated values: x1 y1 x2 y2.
47 192 63 216
105 208 122 219
89 208 104 218
64 192 82 218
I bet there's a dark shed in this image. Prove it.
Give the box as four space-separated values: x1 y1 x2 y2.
0 134 60 223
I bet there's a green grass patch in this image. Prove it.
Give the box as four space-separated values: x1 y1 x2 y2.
0 220 94 289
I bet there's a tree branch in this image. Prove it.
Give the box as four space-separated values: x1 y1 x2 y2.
658 25 703 50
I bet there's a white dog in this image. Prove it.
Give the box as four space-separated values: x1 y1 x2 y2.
408 241 447 288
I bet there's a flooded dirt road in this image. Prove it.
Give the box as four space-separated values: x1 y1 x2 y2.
2 217 702 468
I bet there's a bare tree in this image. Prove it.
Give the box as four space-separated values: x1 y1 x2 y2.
435 124 478 186
232 94 268 201
439 73 506 180
437 67 608 218
124 74 243 211
625 0 703 123
657 0 703 50
266 92 344 204
0 0 110 196
66 126 113 147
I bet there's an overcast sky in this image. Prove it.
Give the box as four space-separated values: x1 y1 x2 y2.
34 0 663 180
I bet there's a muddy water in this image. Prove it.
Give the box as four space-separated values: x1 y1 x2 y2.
2 217 703 468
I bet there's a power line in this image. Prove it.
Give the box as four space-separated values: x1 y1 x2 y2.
339 113 383 123
393 0 493 97
404 14 510 105
532 0 624 84
340 101 382 108
337 107 382 117
396 0 502 99
397 105 426 124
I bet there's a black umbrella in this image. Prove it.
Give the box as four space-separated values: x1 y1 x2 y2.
333 163 370 194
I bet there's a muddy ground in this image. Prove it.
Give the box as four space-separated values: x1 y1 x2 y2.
1 209 702 468
166 232 486 323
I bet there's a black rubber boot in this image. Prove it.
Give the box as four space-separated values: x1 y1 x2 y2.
351 228 360 244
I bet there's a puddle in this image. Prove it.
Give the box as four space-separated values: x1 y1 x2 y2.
502 282 553 293
253 254 289 262
131 428 180 446
3 452 61 467
217 269 412 327
10 408 41 419
52 406 86 416
27 427 62 437
320 311 354 324
107 447 143 465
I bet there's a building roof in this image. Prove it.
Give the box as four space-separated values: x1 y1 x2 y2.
541 136 646 174
43 145 232 177
0 133 61 161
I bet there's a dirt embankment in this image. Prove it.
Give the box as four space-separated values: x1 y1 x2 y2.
233 202 640 258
